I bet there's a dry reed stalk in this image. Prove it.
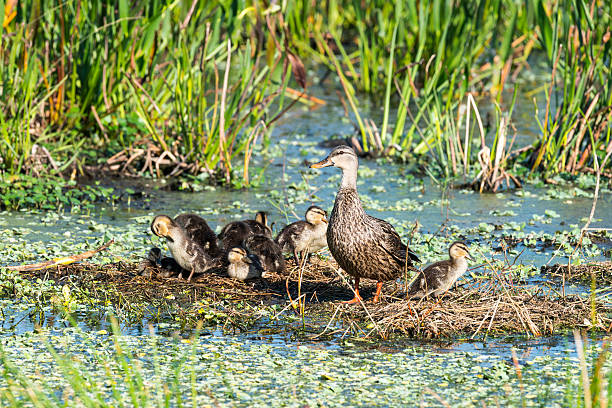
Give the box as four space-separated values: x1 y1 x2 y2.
6 240 114 271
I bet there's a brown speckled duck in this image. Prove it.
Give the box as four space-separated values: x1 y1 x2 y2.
408 242 472 298
151 215 218 281
276 206 328 264
227 247 266 280
310 146 420 304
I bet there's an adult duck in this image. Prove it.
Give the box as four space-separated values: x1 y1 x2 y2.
310 145 420 303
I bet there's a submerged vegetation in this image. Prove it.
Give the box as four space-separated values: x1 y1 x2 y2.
1 0 610 191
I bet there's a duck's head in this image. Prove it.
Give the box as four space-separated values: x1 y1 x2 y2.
255 211 269 226
228 247 248 264
449 241 473 261
310 145 358 172
151 215 175 240
305 205 328 225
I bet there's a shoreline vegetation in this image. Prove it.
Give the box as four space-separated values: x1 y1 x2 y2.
1 1 610 192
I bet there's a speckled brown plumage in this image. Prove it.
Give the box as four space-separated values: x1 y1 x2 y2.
276 206 328 263
407 242 471 298
218 221 252 251
174 213 220 257
151 215 221 281
328 187 419 282
244 234 285 273
218 211 272 252
244 211 272 238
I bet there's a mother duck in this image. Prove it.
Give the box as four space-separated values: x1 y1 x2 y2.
310 146 420 303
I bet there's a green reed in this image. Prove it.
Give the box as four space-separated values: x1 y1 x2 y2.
0 319 203 407
530 0 612 175
0 1 298 185
287 0 529 155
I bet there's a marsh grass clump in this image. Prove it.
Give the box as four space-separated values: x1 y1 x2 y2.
1 1 306 186
529 0 612 176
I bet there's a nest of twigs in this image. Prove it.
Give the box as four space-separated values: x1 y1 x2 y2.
341 288 609 339
541 261 612 285
18 257 612 339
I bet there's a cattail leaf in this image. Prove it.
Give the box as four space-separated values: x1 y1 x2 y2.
287 51 307 89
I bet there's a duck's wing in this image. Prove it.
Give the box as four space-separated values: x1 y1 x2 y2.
246 253 265 274
219 221 252 249
368 216 421 265
247 235 285 272
275 221 308 249
244 220 272 238
175 214 219 254
407 260 450 296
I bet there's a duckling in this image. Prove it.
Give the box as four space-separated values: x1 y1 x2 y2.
151 215 217 281
244 211 273 238
218 211 272 251
407 242 473 298
310 146 420 304
139 247 185 278
244 234 285 273
174 213 220 257
227 247 266 280
218 221 252 252
276 206 328 264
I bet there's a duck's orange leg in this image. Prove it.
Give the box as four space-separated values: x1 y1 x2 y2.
372 281 384 303
342 277 362 304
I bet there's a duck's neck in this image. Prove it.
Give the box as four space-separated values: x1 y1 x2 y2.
332 167 364 220
450 257 468 277
340 166 358 190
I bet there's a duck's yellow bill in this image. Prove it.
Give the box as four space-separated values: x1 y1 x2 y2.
310 158 332 168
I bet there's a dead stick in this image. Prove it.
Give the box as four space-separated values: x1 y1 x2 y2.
6 240 115 272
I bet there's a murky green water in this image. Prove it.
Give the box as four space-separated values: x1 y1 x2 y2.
1 87 611 405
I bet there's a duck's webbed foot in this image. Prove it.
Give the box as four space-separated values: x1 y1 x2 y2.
342 277 362 304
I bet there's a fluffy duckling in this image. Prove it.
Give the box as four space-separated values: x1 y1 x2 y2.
218 211 272 250
227 247 266 280
151 215 217 281
310 146 420 304
218 211 272 251
244 234 285 273
139 247 184 278
174 213 220 257
276 206 328 264
244 211 273 238
407 242 473 298
218 221 251 252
